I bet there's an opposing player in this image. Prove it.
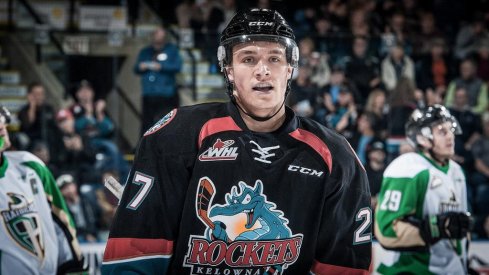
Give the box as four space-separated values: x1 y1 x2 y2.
375 104 471 274
103 9 371 274
0 106 86 274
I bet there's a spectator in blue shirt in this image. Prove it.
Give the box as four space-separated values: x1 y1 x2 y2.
134 26 183 135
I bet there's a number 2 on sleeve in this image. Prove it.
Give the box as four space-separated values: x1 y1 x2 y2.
354 207 372 244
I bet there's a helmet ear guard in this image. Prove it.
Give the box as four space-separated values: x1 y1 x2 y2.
405 104 461 149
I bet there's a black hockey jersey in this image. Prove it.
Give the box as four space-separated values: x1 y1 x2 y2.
102 102 371 274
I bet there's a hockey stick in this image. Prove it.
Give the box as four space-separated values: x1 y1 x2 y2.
196 177 216 230
104 176 124 200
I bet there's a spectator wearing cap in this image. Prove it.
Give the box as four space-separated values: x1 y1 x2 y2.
365 138 387 210
55 108 98 184
326 84 359 143
57 174 101 243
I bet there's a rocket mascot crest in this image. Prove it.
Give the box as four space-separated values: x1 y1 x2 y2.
184 177 304 275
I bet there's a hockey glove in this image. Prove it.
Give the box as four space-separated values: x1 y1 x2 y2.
423 212 472 243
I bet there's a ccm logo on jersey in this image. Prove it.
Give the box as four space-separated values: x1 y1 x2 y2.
288 165 324 177
199 139 239 161
249 21 273 26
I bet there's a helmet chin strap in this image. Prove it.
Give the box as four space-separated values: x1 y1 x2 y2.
224 68 294 122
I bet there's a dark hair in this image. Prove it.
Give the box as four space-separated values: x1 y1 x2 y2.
27 82 43 94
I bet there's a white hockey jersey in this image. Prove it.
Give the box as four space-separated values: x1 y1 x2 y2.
0 151 81 274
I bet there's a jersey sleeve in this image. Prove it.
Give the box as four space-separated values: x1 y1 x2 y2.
310 139 372 275
374 169 430 250
22 159 85 273
102 110 194 274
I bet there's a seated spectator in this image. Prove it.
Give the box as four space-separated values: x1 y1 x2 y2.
325 85 358 143
57 174 101 243
411 12 443 59
473 39 489 82
342 36 381 104
365 138 387 210
55 108 99 184
298 37 331 89
381 43 415 92
313 16 335 54
71 80 129 181
17 82 60 160
364 89 388 138
470 112 489 217
386 77 417 161
445 58 488 114
289 66 318 117
351 111 378 165
416 38 454 91
449 87 481 168
455 14 489 60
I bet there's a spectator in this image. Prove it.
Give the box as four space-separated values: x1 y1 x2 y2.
416 38 454 91
454 15 489 60
411 12 443 58
445 58 488 114
327 85 359 142
381 43 415 92
288 66 317 118
386 77 417 160
449 87 481 168
352 111 378 165
57 173 101 243
365 138 387 210
470 112 489 217
298 37 331 89
17 82 59 159
473 39 489 82
364 89 388 138
342 36 381 103
313 16 334 54
71 81 129 181
134 26 183 135
55 108 98 184
314 66 349 124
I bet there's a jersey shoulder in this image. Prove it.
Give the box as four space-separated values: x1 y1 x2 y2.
296 117 358 168
384 152 429 178
4 151 45 167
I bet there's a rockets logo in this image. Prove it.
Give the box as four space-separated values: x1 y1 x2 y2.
199 139 239 161
184 177 303 274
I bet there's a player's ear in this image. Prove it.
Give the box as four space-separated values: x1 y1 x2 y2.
416 135 432 149
226 67 234 82
286 65 293 80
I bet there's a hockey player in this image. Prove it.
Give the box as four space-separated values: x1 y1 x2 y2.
375 104 472 274
103 9 371 274
0 106 86 274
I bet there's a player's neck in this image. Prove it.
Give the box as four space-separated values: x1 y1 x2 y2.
239 107 286 132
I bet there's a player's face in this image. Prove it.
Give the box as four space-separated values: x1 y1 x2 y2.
431 121 455 160
227 41 293 118
0 119 11 153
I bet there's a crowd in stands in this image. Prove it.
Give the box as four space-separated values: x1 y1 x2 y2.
7 0 489 242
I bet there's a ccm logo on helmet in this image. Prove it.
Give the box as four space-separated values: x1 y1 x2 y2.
249 21 274 26
288 165 324 177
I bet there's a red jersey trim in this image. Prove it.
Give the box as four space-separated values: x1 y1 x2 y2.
311 261 369 275
198 116 242 148
103 237 173 262
289 129 332 173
